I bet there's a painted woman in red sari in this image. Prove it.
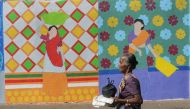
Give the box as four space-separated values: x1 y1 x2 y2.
40 25 65 72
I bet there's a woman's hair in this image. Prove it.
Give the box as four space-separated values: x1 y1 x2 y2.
123 53 138 70
134 19 144 30
48 25 58 31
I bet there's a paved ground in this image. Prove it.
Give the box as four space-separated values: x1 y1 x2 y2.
0 100 189 109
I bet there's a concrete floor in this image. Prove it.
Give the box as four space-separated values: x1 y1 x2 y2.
0 100 189 109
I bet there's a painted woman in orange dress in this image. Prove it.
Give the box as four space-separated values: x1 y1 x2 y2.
128 19 157 58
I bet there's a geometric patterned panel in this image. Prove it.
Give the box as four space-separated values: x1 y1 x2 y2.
3 0 98 73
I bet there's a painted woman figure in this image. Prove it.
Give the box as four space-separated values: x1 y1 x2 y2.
40 25 65 73
128 19 157 58
114 53 143 109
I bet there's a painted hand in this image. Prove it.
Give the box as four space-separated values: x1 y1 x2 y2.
138 49 142 57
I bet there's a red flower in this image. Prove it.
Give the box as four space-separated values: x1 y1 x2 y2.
168 15 178 26
147 30 155 40
100 31 110 41
123 45 129 55
124 16 134 26
145 0 156 11
168 44 178 55
99 1 110 12
101 58 111 69
147 56 154 66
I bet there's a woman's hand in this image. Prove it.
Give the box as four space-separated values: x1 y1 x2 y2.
114 96 119 103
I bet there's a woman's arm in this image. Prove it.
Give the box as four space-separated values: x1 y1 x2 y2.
114 94 143 105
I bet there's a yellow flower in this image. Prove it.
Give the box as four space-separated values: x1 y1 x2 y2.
107 45 119 56
176 55 186 65
153 44 163 55
176 0 187 10
176 28 186 39
152 15 164 27
107 16 118 28
129 0 142 12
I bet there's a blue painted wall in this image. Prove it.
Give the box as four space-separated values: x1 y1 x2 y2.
99 68 190 100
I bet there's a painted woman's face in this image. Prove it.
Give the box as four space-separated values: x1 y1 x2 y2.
49 27 57 39
134 22 143 30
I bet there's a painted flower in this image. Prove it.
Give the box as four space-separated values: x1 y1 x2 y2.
115 30 126 41
153 44 164 55
123 45 129 54
176 0 187 10
115 0 127 12
160 28 171 40
100 31 110 41
101 58 111 69
176 28 186 39
163 56 171 63
182 13 190 26
97 16 103 28
176 55 186 65
98 45 103 55
113 57 120 68
147 56 154 66
145 0 156 11
129 0 142 12
124 15 134 26
168 15 178 26
152 15 164 27
168 44 178 55
160 0 172 11
107 16 118 28
99 1 110 12
107 45 119 56
183 45 190 56
138 15 149 25
147 30 155 40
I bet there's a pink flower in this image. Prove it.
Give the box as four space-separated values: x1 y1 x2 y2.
168 15 178 26
123 45 129 55
100 31 110 41
145 0 156 11
124 15 134 26
147 30 155 40
147 56 154 66
101 58 111 69
168 44 178 55
99 1 110 12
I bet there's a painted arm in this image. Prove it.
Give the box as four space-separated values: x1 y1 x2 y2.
129 43 142 56
147 44 158 58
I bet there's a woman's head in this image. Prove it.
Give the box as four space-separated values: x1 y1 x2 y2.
134 19 144 30
48 25 58 38
119 53 138 73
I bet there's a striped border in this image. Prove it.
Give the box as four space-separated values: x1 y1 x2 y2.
5 73 43 89
66 72 99 85
68 82 98 87
5 84 43 89
5 74 42 78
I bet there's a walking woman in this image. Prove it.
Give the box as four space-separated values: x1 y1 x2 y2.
114 53 143 109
